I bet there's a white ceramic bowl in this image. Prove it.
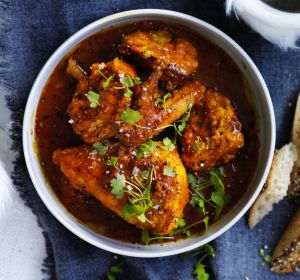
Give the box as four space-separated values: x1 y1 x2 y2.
23 9 276 257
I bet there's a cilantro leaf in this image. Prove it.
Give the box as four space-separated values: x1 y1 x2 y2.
107 156 118 166
120 76 134 87
137 213 147 223
102 74 115 89
192 140 200 152
110 173 125 199
134 77 142 85
211 191 230 219
163 166 175 177
177 122 186 133
188 173 198 188
124 88 133 97
87 91 100 108
178 218 186 228
92 141 109 155
193 262 209 280
141 170 149 180
137 140 158 158
155 92 171 107
121 108 142 124
106 273 116 280
210 170 225 192
142 230 150 245
162 137 175 151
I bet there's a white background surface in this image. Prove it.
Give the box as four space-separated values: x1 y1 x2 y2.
0 86 46 280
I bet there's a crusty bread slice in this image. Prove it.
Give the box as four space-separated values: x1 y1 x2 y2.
248 143 297 229
272 208 300 273
289 92 300 198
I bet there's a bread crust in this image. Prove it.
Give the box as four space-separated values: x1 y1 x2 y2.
272 208 300 273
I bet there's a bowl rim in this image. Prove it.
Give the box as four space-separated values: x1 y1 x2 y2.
23 9 276 257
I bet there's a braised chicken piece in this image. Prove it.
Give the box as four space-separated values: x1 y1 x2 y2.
119 30 198 90
181 88 244 171
116 70 206 146
52 141 189 235
67 57 138 143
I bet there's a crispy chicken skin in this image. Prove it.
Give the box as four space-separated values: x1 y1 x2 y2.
116 70 206 146
67 57 137 143
119 30 198 89
181 88 244 171
52 142 189 235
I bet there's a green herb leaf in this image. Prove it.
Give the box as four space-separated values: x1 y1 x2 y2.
155 92 171 107
163 166 175 177
211 191 226 219
188 173 198 188
193 262 209 280
141 170 149 180
264 255 272 263
120 76 134 87
124 88 133 97
110 173 125 199
178 218 186 228
92 141 109 155
134 77 142 85
210 170 225 192
142 230 150 245
122 205 135 218
106 273 116 280
107 156 118 166
137 140 158 158
137 213 147 223
177 122 186 133
162 137 175 151
202 216 209 231
87 91 100 108
110 264 123 273
102 74 115 89
121 107 142 124
192 140 200 152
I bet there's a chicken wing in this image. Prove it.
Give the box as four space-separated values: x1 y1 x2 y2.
52 141 189 235
119 30 198 90
67 57 137 143
181 88 244 171
116 70 206 146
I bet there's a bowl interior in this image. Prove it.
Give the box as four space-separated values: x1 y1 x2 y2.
23 9 275 257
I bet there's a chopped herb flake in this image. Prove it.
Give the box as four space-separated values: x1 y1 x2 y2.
92 141 109 155
120 75 134 87
107 156 118 166
87 91 100 108
121 107 142 124
162 137 175 151
102 74 115 89
163 166 175 177
137 140 158 158
110 173 125 199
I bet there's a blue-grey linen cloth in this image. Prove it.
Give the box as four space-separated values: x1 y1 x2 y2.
1 0 300 279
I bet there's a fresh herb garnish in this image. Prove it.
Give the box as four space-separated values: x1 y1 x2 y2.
155 92 171 109
188 167 230 220
87 91 100 108
141 229 175 245
193 262 209 280
192 139 200 152
120 75 134 87
162 137 175 151
141 170 149 180
102 74 115 89
110 173 126 199
170 217 209 237
107 156 118 166
163 166 175 177
137 140 158 158
121 167 156 223
92 140 109 155
117 75 142 97
259 247 272 267
106 263 123 280
121 107 142 124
